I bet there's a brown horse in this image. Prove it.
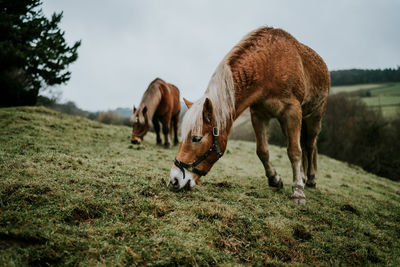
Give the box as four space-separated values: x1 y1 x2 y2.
131 78 181 148
169 27 330 204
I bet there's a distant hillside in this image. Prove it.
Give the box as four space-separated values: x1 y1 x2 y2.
1 106 399 265
113 107 132 118
330 82 400 118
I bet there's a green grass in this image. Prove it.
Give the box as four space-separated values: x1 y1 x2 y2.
329 83 384 94
1 107 400 266
331 83 400 118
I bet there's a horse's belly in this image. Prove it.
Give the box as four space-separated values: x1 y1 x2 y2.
262 99 286 118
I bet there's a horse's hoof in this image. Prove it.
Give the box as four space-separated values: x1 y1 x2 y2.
306 181 316 188
268 180 283 189
268 174 283 189
174 141 179 146
292 197 306 205
292 185 306 204
164 143 171 149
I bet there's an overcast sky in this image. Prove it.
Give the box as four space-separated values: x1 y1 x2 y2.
42 0 400 111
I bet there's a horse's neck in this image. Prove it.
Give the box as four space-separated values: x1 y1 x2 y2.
222 86 260 136
140 88 162 120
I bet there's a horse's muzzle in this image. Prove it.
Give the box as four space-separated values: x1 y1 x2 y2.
169 166 196 192
131 139 140 144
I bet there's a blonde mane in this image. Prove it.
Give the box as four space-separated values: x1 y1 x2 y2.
181 60 235 139
181 28 281 139
133 78 163 124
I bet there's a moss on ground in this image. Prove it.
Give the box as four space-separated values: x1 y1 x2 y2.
0 106 399 266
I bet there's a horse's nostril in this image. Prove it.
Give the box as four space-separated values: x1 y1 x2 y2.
131 139 139 144
172 178 179 187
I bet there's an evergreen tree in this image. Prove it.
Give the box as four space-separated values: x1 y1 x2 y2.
0 0 81 106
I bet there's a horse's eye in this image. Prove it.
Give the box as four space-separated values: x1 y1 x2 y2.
192 136 202 143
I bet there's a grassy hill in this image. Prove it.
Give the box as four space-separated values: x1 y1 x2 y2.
1 107 399 265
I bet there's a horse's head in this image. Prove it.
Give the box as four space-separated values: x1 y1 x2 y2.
169 97 227 191
131 106 149 144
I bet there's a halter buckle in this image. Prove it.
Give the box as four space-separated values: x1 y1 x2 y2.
212 127 219 137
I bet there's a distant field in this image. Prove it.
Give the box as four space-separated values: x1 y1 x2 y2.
330 83 384 94
1 107 400 265
331 83 400 118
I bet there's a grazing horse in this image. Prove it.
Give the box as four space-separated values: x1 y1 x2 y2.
169 27 330 204
131 78 180 148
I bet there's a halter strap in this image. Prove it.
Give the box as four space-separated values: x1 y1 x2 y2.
174 127 223 179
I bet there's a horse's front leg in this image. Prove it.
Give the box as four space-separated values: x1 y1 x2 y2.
152 116 162 145
281 104 306 204
161 117 171 149
250 107 283 188
172 114 179 146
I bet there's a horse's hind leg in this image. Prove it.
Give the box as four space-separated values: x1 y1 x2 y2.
303 116 322 188
300 122 308 184
250 107 283 188
281 103 306 204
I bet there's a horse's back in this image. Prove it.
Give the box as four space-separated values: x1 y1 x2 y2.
227 27 329 116
297 42 330 95
155 79 180 117
167 83 181 116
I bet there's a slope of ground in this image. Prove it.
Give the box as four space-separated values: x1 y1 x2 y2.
0 107 399 265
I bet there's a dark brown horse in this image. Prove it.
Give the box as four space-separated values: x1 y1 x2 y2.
131 78 180 148
169 27 330 204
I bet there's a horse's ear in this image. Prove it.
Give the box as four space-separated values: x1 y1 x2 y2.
202 98 214 124
142 106 148 115
183 97 193 108
133 106 137 114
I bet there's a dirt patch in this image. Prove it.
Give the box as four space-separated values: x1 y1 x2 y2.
293 224 312 241
140 187 156 197
0 232 47 249
214 181 232 188
64 202 105 224
340 204 360 216
245 191 262 198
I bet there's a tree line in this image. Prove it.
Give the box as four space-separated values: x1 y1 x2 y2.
331 67 400 86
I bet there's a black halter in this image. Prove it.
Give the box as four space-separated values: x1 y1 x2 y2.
174 127 223 179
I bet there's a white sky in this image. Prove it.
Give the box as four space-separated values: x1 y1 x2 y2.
42 0 400 111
